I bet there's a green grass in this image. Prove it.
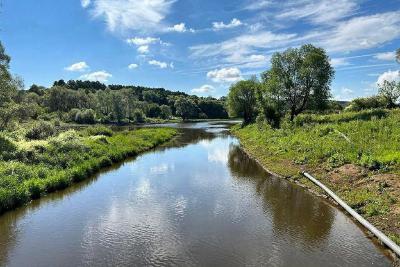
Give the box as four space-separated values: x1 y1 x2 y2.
234 109 400 173
0 127 176 214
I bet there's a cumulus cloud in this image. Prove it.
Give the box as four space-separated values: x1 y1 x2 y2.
137 45 149 54
320 11 400 52
207 68 242 83
374 51 397 61
81 0 91 8
88 0 176 33
79 71 112 82
334 87 355 101
148 60 173 69
167 23 195 33
191 84 215 94
65 61 89 72
213 18 243 30
377 70 400 86
128 63 138 69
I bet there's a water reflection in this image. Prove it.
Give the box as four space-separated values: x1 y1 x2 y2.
0 122 393 266
228 145 334 246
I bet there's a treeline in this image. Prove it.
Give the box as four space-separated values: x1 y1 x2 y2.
0 42 228 130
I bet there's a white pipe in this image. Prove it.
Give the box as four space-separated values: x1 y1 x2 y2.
303 171 400 257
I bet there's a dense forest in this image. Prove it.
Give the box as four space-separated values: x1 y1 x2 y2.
0 41 228 131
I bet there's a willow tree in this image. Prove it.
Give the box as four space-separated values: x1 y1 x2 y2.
227 79 259 125
269 44 334 121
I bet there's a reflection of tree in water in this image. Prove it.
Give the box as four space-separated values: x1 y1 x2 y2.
228 145 335 246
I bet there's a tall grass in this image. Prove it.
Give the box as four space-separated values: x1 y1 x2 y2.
0 127 176 214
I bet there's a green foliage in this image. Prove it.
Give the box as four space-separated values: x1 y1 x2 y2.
86 125 113 137
378 80 400 108
133 109 145 123
0 127 176 214
234 109 400 172
74 109 96 124
345 95 388 112
25 120 55 140
174 97 200 121
227 80 259 124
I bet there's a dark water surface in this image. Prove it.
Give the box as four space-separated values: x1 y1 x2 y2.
0 122 393 266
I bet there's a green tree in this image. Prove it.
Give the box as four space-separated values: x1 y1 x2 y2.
160 105 172 119
174 97 199 121
378 80 400 108
227 80 259 125
270 44 334 121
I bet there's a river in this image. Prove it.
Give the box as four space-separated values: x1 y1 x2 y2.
0 122 393 266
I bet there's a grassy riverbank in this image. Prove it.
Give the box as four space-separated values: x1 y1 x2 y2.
0 125 176 214
232 109 400 245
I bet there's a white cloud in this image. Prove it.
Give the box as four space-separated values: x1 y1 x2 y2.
79 70 112 82
167 23 195 33
191 84 215 94
65 61 89 72
81 0 91 8
207 67 242 83
137 45 149 54
330 58 351 67
213 18 243 30
148 60 173 69
377 70 400 86
88 0 176 33
245 0 270 10
335 87 355 101
190 31 296 69
276 0 358 25
320 11 400 52
126 37 159 46
374 51 397 61
128 63 138 69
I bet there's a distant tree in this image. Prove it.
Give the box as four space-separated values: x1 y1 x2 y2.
174 97 199 121
269 44 334 121
146 103 162 118
227 80 259 125
160 105 172 119
198 98 228 119
53 79 66 87
378 80 400 108
132 109 145 123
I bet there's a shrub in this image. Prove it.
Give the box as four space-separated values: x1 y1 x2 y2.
75 109 96 124
133 109 145 123
86 125 113 137
25 121 55 140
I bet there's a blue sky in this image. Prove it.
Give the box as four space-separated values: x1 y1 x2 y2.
1 0 400 100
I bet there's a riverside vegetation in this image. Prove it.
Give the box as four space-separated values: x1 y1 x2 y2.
229 45 400 245
0 39 226 214
0 124 176 214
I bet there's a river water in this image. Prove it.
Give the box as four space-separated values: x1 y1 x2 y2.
0 122 393 266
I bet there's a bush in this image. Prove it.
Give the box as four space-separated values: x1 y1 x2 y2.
133 109 145 123
0 135 17 160
25 121 55 140
75 109 96 124
345 96 388 112
86 125 113 137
